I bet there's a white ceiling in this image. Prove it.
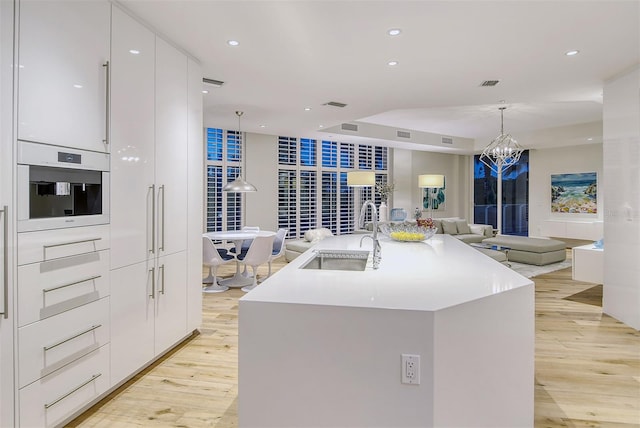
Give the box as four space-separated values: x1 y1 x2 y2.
119 0 639 154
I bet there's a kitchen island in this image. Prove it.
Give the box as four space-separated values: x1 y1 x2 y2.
239 234 534 427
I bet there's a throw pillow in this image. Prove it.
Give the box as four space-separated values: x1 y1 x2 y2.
304 228 333 242
441 220 458 235
433 219 443 234
456 220 472 235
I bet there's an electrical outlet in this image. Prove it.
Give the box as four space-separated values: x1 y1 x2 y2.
401 354 420 385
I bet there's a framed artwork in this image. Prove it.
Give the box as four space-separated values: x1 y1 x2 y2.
422 177 446 211
551 172 597 214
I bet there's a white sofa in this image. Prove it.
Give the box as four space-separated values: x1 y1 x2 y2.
432 218 493 244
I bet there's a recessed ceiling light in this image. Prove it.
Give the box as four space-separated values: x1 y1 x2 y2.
227 40 239 46
587 137 593 141
73 84 83 89
388 28 402 36
565 50 579 56
259 124 266 128
319 125 324 128
202 90 209 94
387 60 398 66
129 49 140 55
304 107 312 111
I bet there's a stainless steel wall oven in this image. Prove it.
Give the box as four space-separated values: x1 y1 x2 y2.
17 141 109 232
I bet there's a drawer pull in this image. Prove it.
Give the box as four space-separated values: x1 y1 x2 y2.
42 275 101 294
43 324 102 351
44 373 102 409
43 237 102 249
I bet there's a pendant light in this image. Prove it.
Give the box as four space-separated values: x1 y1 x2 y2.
222 111 257 192
478 106 524 234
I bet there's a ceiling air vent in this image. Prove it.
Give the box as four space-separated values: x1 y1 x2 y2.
323 101 347 108
480 80 500 87
396 130 411 139
441 136 454 145
203 77 224 87
341 123 358 132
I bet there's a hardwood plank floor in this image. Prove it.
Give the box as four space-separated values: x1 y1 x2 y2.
69 255 640 427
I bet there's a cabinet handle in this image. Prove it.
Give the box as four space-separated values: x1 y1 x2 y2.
159 185 165 251
159 264 165 295
43 324 102 351
149 185 155 254
1 206 8 319
102 61 109 145
43 237 102 250
149 267 155 299
44 373 102 409
42 275 101 294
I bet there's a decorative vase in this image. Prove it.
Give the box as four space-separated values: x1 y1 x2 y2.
379 201 388 222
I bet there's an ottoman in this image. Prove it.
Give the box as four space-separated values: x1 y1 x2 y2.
482 235 566 266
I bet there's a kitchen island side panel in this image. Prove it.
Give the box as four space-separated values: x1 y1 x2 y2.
433 284 535 427
239 300 435 428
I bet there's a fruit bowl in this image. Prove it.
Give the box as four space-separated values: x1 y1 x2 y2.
379 223 437 242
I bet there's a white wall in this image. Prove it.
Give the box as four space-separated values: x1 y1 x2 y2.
393 149 471 220
244 132 279 231
602 65 640 330
529 144 603 239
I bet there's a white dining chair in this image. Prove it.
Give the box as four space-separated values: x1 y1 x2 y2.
231 226 260 277
266 228 288 279
202 236 235 293
238 233 276 292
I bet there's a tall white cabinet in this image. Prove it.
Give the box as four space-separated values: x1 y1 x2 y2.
109 7 202 386
2 2 204 426
0 1 16 426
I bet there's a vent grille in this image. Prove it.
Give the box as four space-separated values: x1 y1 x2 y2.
323 101 347 108
341 123 358 132
480 80 500 87
396 130 411 139
203 78 224 87
441 137 453 145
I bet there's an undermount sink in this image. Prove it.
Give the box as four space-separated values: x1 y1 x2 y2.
300 249 370 271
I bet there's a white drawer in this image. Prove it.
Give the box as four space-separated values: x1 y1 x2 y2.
18 297 110 389
18 249 110 327
18 224 110 266
19 344 110 428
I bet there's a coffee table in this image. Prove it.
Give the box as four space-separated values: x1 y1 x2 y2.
470 242 511 266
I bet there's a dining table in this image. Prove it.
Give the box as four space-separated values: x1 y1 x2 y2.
204 230 275 288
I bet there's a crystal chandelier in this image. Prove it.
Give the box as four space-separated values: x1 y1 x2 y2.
479 107 523 173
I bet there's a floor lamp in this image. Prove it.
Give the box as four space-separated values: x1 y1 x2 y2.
478 106 523 235
418 174 445 219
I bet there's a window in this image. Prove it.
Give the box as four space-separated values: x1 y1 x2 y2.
473 150 529 236
205 127 244 232
278 137 388 238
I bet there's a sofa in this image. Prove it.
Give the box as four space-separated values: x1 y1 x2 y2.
482 235 566 266
284 228 334 262
432 218 493 244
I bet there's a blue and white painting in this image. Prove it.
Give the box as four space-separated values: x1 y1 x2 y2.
551 172 597 214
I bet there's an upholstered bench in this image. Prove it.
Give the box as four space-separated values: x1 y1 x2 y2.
482 235 566 266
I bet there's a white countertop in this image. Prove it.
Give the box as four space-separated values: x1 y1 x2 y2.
240 234 533 311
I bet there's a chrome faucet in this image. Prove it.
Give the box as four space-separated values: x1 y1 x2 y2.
359 200 381 269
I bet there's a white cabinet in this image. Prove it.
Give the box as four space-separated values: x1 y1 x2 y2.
155 37 188 257
110 6 155 269
109 7 201 387
17 0 110 153
0 1 15 425
572 244 604 284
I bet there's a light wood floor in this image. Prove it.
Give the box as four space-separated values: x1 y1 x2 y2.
69 255 640 427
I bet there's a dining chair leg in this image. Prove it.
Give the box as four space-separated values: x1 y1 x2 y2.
202 266 215 284
241 266 259 292
203 266 229 293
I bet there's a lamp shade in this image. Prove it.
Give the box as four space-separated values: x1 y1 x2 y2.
222 176 257 192
418 174 444 188
347 171 375 187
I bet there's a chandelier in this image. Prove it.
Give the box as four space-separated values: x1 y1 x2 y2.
479 107 523 173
